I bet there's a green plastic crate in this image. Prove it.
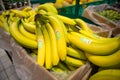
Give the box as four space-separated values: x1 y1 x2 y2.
107 0 118 5
58 0 107 16
30 0 55 4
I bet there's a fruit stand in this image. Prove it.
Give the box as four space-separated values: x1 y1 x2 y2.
0 0 120 80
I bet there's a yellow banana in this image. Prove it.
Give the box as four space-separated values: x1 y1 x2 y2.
79 29 120 43
64 56 85 67
67 47 86 60
45 22 59 66
89 69 120 80
0 15 5 23
42 24 52 69
85 49 120 68
10 9 28 17
56 15 76 25
55 15 69 43
68 32 120 55
48 15 67 61
54 0 64 8
36 3 57 14
21 19 36 33
44 3 58 14
3 17 9 32
74 18 93 33
19 23 37 41
0 21 3 27
35 21 45 67
27 11 36 22
9 19 37 49
22 6 32 12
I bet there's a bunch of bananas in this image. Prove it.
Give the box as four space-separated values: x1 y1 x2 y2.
0 3 87 71
0 3 120 77
89 69 120 80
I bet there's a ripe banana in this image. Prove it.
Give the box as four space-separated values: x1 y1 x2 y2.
44 3 58 14
64 56 85 67
45 22 59 66
0 15 5 23
48 15 67 61
19 23 37 41
21 19 36 33
35 3 57 14
35 21 45 67
42 24 52 69
9 19 37 49
68 32 120 55
56 15 76 25
74 18 93 33
79 29 120 43
67 47 86 60
85 49 120 68
10 9 28 17
0 21 3 27
3 17 9 32
89 69 120 80
22 6 32 12
55 15 69 43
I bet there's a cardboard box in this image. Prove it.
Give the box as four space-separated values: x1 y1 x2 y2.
82 4 120 37
0 28 92 80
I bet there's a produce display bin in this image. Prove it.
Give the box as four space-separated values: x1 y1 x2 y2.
0 48 20 80
0 28 93 80
82 4 120 36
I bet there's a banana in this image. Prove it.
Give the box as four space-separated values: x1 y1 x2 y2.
56 15 76 25
79 29 120 43
54 0 64 8
19 23 37 41
45 22 59 66
9 19 37 49
67 47 86 60
44 3 58 14
35 3 57 14
79 29 102 40
74 18 93 33
85 49 120 68
0 15 5 23
55 15 69 43
89 69 120 80
68 32 120 55
35 21 45 67
29 52 37 61
42 24 52 69
51 66 64 72
10 9 28 18
48 15 67 61
22 6 32 12
57 61 69 71
3 17 9 32
66 65 77 71
21 19 36 33
0 21 3 27
64 56 85 67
